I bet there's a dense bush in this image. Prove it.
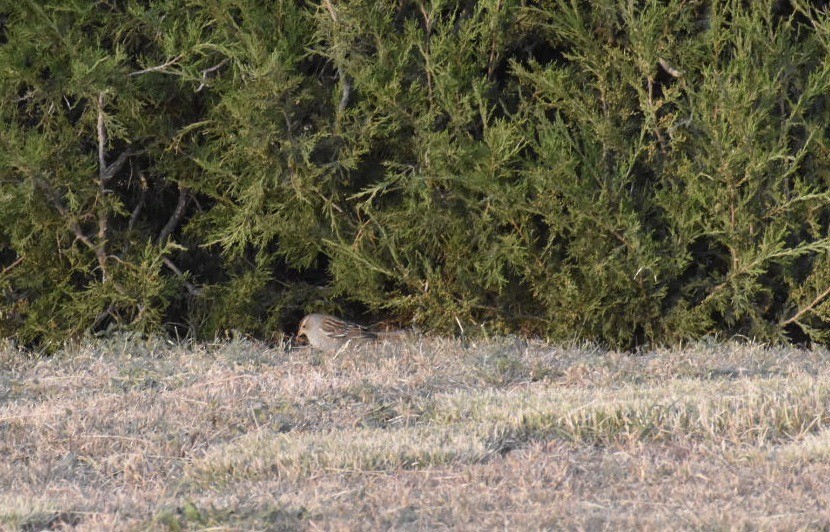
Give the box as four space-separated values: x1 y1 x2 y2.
2 0 830 347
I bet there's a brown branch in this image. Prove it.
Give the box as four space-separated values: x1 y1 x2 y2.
322 0 338 22
127 191 145 234
337 67 351 118
321 0 350 121
91 304 116 331
97 93 107 179
121 197 144 258
162 257 201 296
658 57 682 78
34 177 99 254
158 186 189 245
486 0 504 82
101 151 133 183
196 59 228 92
128 54 184 77
647 76 667 151
781 284 830 327
0 256 24 277
419 2 435 105
202 58 228 76
95 93 110 279
155 185 200 296
120 164 146 259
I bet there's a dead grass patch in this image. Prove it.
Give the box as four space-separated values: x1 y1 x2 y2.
1 336 829 529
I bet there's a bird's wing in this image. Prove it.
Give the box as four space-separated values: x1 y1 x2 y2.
323 316 378 340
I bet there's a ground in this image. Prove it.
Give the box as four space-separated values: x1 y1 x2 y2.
2 335 830 529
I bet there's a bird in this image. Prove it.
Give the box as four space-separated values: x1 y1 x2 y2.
296 313 405 352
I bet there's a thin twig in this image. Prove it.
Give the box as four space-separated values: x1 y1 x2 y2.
658 57 682 78
196 59 228 92
647 76 667 151
91 304 115 331
419 2 435 104
154 184 200 296
321 0 350 119
95 93 110 278
162 257 201 296
97 93 107 179
337 67 351 116
158 186 189 245
34 100 113 281
127 190 145 234
101 151 135 183
202 58 228 76
121 164 146 258
486 0 504 82
0 256 24 277
128 54 184 77
322 0 338 22
35 177 98 254
781 284 830 327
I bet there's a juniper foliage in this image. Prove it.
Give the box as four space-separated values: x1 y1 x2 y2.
2 0 830 347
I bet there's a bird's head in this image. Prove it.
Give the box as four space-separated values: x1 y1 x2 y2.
297 315 310 342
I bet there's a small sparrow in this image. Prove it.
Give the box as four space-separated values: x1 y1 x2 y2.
297 313 404 352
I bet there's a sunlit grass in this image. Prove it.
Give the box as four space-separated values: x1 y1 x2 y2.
2 335 830 529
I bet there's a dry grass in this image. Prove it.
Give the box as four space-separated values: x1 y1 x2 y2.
2 335 830 530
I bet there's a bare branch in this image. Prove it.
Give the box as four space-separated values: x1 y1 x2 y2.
65 215 100 259
658 58 682 78
0 256 24 277
486 0 504 82
158 186 189 245
781 283 830 327
128 53 184 77
95 92 111 279
337 67 351 117
418 2 435 104
127 190 146 234
122 171 146 257
322 0 338 22
196 59 228 92
90 304 116 332
101 150 134 183
33 178 99 256
321 0 350 119
202 58 228 76
97 93 107 179
13 90 35 102
156 185 200 295
162 257 201 296
97 93 142 185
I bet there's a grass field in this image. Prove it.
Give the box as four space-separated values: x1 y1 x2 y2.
2 335 830 530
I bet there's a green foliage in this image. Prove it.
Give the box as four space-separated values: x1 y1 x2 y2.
2 0 830 347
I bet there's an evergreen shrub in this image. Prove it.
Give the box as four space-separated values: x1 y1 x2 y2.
2 0 830 347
